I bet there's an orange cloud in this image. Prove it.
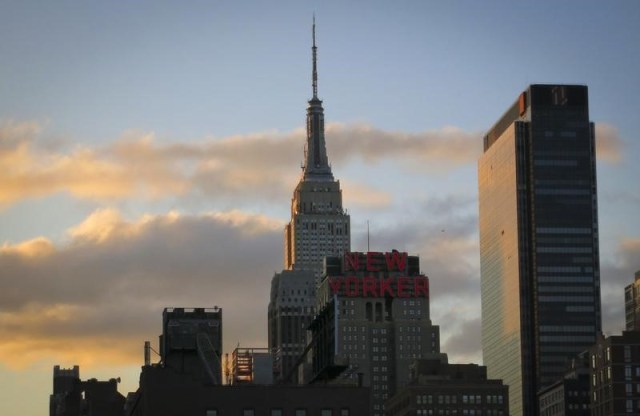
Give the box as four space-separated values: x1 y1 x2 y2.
0 119 626 213
341 180 392 209
1 237 55 257
595 123 623 163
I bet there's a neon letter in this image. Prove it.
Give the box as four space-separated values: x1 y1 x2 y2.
344 252 361 272
379 277 394 297
397 277 410 298
362 277 378 297
384 251 407 272
366 252 382 272
345 277 360 297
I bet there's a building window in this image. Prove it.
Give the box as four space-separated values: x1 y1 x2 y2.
205 411 217 416
340 409 350 416
243 410 255 416
271 410 283 416
296 410 307 416
321 410 332 416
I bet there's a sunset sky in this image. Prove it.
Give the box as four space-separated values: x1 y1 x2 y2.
1 1 639 415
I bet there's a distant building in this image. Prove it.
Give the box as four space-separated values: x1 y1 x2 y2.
128 366 369 416
478 84 602 416
50 365 125 416
268 269 316 383
230 346 273 385
538 352 590 416
624 271 640 330
269 20 350 384
160 307 222 385
590 331 640 416
126 307 369 416
384 354 509 416
308 251 440 416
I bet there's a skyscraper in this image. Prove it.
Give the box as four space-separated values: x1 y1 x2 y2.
268 20 350 383
283 19 350 274
478 85 601 416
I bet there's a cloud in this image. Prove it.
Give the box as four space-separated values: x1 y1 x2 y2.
0 208 284 368
326 123 483 168
342 180 392 209
440 316 482 364
0 120 483 210
0 120 625 210
595 123 624 163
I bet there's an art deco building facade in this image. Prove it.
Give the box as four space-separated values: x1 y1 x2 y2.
478 85 601 416
624 271 640 331
283 21 350 274
269 21 350 383
308 251 440 416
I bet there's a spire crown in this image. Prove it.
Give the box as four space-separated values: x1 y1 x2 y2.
302 16 333 181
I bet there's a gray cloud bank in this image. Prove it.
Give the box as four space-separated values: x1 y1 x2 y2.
0 209 283 367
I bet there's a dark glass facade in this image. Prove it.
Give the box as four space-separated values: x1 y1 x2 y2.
478 85 601 416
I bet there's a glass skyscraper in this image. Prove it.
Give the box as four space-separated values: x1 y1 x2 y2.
478 85 601 416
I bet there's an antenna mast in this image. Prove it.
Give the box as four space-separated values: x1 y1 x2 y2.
312 15 318 98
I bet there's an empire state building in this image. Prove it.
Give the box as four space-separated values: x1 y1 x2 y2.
283 20 350 275
268 20 350 383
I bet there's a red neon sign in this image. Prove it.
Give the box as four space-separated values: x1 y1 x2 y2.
344 251 408 272
328 276 429 298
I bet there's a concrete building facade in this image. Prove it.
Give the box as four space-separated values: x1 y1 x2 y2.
538 352 590 416
590 331 640 416
384 354 509 416
160 307 223 385
268 269 316 382
478 84 602 416
126 307 369 416
309 251 440 416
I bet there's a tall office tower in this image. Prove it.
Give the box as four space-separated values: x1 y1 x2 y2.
283 19 350 274
269 20 350 383
308 251 440 416
624 271 640 330
478 85 601 416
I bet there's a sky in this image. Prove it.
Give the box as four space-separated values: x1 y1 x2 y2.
1 1 639 414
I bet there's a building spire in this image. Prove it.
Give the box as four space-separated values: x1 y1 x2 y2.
312 14 318 99
302 16 333 181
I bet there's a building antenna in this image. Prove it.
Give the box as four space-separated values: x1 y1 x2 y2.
312 14 318 98
367 220 370 251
